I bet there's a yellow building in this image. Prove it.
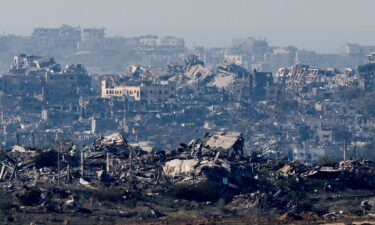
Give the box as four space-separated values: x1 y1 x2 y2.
101 80 175 102
101 80 141 100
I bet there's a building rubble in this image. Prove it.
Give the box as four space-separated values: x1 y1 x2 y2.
0 131 374 223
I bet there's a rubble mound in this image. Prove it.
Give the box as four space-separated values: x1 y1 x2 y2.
100 132 127 146
0 132 374 223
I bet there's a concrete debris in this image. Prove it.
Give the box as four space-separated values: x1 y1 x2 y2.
163 159 199 177
0 131 374 223
203 131 244 155
100 132 127 146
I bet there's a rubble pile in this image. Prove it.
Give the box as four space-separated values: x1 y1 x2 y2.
0 132 375 223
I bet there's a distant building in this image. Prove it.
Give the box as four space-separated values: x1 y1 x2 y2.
33 24 81 41
138 35 185 53
139 35 184 48
345 43 375 56
81 28 105 42
232 37 268 61
32 27 60 38
223 54 243 65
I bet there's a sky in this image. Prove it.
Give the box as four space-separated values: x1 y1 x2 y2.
0 0 374 53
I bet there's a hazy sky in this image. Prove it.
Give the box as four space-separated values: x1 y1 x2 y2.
1 0 374 53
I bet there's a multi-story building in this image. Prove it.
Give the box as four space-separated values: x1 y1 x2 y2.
1 54 91 104
139 35 185 50
101 80 175 103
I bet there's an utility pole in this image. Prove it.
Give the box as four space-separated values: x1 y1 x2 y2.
0 145 4 160
129 147 133 176
343 139 347 162
123 96 126 132
58 143 60 188
129 147 133 191
80 148 84 177
16 133 20 146
0 91 3 126
55 133 60 188
31 131 35 148
79 97 83 120
67 164 70 181
0 91 4 148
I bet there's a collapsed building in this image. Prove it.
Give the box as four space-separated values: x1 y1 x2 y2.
2 54 91 103
167 54 212 95
276 64 346 89
9 54 61 75
0 55 92 147
358 53 375 91
168 54 265 100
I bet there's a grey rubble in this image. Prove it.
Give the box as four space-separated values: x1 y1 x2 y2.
0 132 374 224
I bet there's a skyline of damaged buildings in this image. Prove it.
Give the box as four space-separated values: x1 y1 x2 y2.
1 24 374 74
0 24 375 165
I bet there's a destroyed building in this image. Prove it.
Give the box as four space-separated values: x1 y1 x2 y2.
358 55 375 91
0 55 92 147
276 64 354 91
2 54 91 103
